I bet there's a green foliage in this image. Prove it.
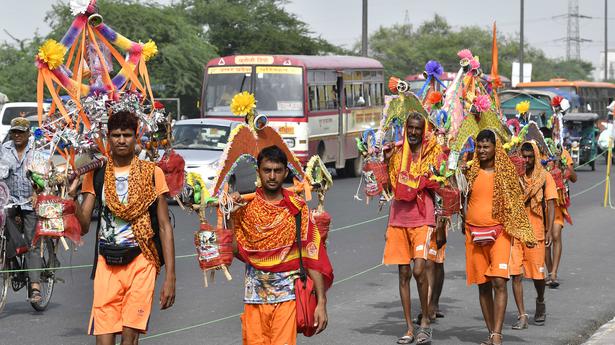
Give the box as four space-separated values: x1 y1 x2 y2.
182 0 341 56
0 38 42 103
368 15 594 83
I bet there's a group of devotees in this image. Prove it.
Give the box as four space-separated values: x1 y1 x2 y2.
4 107 576 345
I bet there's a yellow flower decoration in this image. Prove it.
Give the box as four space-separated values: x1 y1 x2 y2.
37 39 67 70
141 40 158 62
230 91 256 116
516 100 530 114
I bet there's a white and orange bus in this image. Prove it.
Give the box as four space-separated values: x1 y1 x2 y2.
200 55 385 176
516 79 615 119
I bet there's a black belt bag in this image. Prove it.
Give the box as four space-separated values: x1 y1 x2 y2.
99 244 141 266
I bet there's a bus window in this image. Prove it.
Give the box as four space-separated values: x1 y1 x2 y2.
254 66 303 116
204 66 252 115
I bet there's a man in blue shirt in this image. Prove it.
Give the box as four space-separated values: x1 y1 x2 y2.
2 117 42 302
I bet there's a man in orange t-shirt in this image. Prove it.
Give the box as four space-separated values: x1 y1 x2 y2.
547 147 576 288
464 130 536 345
510 141 556 330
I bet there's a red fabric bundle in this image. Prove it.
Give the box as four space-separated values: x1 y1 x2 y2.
508 152 525 177
157 150 185 197
194 222 234 271
33 195 81 245
311 210 331 244
434 186 461 216
363 160 389 196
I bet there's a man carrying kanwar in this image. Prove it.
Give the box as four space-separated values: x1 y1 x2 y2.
540 128 577 289
71 110 176 345
510 141 557 330
463 129 536 345
383 112 447 345
230 145 333 345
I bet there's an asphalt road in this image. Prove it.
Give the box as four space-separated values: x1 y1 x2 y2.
1 159 614 345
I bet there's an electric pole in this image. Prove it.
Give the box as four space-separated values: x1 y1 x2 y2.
520 0 524 83
361 0 368 56
605 0 609 81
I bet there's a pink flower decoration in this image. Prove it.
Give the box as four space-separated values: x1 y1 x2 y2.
473 95 491 113
457 49 473 60
469 58 480 70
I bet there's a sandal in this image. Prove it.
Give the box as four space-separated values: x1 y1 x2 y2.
534 299 546 325
435 311 445 318
30 287 42 303
490 332 503 345
548 278 560 289
512 313 528 330
416 327 432 345
397 332 415 344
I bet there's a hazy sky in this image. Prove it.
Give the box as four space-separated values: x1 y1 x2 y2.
2 0 613 78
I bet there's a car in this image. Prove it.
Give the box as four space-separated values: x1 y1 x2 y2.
172 118 257 194
0 102 49 142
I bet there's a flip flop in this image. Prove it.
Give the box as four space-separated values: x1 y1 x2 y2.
397 334 415 344
435 311 445 318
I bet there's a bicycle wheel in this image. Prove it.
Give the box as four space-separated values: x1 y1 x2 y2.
0 232 9 313
30 239 57 312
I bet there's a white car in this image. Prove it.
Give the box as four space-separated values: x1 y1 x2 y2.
0 102 49 141
172 118 256 194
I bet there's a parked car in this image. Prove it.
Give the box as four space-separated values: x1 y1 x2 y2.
0 102 49 141
172 118 257 194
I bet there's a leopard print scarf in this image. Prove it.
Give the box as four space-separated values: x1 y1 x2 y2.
104 156 160 271
466 135 537 245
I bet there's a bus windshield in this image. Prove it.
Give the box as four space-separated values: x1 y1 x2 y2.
254 66 303 116
204 66 253 116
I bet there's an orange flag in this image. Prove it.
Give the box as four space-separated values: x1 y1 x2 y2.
490 22 502 110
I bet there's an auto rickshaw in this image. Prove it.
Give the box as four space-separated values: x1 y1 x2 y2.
563 112 599 170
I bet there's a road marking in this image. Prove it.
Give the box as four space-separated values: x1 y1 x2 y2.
137 263 384 342
329 214 388 233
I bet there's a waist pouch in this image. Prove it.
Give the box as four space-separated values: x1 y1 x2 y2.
99 243 141 266
467 224 504 246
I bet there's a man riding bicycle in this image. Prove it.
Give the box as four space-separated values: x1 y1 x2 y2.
1 118 42 303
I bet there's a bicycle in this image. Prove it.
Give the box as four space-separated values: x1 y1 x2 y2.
0 205 59 313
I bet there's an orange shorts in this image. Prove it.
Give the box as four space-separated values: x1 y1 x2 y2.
383 225 434 265
241 300 297 345
88 254 156 335
510 239 546 280
465 230 513 286
428 227 448 264
554 206 565 226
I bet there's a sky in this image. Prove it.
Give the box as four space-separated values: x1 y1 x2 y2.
1 0 614 79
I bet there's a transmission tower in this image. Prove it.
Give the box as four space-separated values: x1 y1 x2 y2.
566 0 592 60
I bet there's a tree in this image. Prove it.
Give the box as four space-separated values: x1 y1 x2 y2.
368 15 594 84
0 37 43 103
47 0 219 116
182 0 341 56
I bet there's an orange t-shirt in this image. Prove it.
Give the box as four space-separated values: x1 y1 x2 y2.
524 172 558 240
81 165 168 196
466 169 500 227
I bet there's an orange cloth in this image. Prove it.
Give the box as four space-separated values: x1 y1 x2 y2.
428 225 448 264
82 165 169 196
562 149 574 168
524 173 558 240
241 300 297 345
465 230 513 286
510 239 546 280
88 254 156 335
383 225 433 264
466 170 500 227
554 206 565 226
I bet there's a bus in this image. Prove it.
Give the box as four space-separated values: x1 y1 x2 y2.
516 79 615 119
200 55 385 176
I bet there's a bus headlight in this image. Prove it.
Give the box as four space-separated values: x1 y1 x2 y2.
283 137 296 148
